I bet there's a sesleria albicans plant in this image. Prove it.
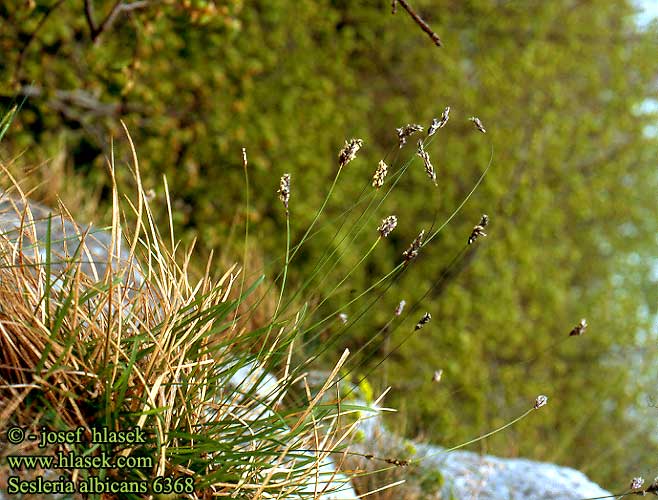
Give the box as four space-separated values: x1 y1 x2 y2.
224 109 562 497
0 102 563 500
0 115 385 499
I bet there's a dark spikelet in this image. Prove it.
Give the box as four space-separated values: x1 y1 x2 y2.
440 106 450 127
377 215 398 238
403 229 425 262
278 173 291 211
384 458 409 467
468 214 489 244
415 312 431 330
568 318 588 337
630 477 645 491
396 123 423 148
533 395 548 409
428 118 440 138
338 138 363 168
372 160 388 189
469 116 486 133
416 140 437 185
428 106 450 136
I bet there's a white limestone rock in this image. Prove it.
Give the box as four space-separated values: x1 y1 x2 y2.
355 410 611 500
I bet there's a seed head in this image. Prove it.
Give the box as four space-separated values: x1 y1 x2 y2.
391 0 397 14
395 300 406 316
417 140 437 186
415 312 431 331
630 477 645 491
469 116 486 133
468 214 489 244
338 138 363 168
569 318 588 337
533 395 548 409
440 106 450 126
385 458 409 467
432 369 443 383
403 229 425 262
338 313 348 324
378 215 398 238
396 123 424 148
428 118 440 138
428 106 450 137
278 173 291 210
372 160 388 189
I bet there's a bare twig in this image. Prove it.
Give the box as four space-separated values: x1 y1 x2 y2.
394 0 442 47
83 0 151 44
9 85 128 117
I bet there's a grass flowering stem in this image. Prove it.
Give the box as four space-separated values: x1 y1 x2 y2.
231 148 250 333
288 166 343 263
429 407 535 458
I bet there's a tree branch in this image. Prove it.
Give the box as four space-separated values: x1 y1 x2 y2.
393 0 442 47
83 0 151 44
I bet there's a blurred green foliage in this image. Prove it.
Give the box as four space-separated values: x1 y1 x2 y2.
1 0 658 487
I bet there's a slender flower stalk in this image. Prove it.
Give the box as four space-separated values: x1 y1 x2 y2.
372 160 388 189
289 144 351 262
415 393 549 464
434 406 536 458
417 140 437 185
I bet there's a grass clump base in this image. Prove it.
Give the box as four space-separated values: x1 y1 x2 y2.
0 133 383 499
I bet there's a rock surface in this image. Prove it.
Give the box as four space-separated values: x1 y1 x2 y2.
354 411 612 500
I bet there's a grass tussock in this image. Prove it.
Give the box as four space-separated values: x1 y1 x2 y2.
0 126 383 499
